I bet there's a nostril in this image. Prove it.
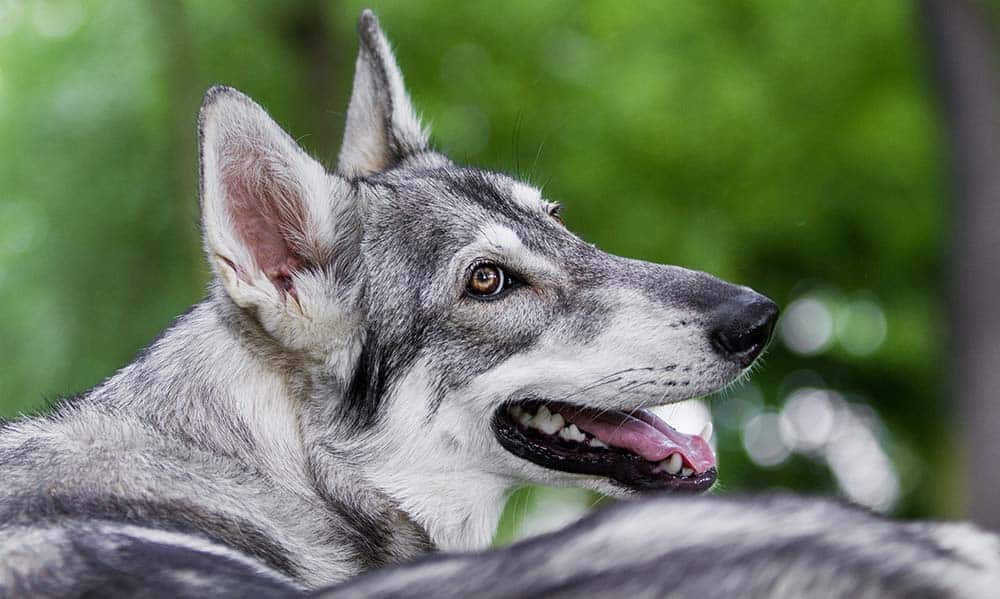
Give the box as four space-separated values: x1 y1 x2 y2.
709 296 779 368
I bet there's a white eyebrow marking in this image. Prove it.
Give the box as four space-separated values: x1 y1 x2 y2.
510 182 544 211
477 223 523 251
466 223 564 286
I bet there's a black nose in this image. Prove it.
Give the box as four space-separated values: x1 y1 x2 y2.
709 291 779 368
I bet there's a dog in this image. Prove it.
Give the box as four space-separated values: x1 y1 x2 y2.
0 9 996 598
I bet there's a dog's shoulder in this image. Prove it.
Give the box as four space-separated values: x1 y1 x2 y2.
0 403 307 587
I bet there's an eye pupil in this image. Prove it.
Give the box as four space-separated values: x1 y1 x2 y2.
468 264 504 296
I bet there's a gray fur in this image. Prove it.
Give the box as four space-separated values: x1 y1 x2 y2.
0 8 996 599
319 494 1000 599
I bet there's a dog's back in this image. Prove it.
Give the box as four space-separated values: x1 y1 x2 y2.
3 472 998 599
322 494 1000 599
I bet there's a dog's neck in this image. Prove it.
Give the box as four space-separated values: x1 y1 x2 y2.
317 373 513 551
101 294 511 565
215 292 513 551
275 306 513 552
305 409 511 551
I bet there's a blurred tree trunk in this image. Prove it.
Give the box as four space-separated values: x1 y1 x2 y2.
921 0 1000 530
284 1 349 165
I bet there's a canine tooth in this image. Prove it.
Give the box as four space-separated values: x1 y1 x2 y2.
589 438 608 448
700 421 714 443
664 453 682 475
681 467 694 478
518 413 532 426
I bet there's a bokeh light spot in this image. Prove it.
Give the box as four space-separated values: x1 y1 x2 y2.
836 296 888 356
825 405 899 512
779 387 837 452
742 411 791 467
779 296 834 355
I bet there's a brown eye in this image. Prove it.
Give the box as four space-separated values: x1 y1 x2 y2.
467 264 505 297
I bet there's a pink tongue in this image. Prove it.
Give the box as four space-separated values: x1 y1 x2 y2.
571 409 716 474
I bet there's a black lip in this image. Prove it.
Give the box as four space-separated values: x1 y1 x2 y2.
492 401 717 493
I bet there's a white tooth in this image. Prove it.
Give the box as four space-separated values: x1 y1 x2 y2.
539 420 560 435
529 407 550 431
699 421 714 443
681 467 694 478
558 424 586 443
589 438 608 449
664 453 683 475
550 413 565 430
518 413 532 426
531 407 562 435
510 405 523 418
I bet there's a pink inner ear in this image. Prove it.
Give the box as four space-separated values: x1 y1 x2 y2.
221 156 309 299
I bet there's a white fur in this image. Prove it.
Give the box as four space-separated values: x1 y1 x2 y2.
510 182 544 212
361 362 511 551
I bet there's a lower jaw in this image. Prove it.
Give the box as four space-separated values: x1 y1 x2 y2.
492 407 717 493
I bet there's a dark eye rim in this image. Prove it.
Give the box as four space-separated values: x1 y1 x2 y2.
464 261 524 301
548 203 564 224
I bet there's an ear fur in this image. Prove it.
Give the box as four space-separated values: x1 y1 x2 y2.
198 86 345 326
337 10 429 178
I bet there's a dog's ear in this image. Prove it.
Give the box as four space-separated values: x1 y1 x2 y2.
337 10 429 178
198 86 352 334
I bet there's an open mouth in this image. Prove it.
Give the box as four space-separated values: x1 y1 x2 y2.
492 399 717 492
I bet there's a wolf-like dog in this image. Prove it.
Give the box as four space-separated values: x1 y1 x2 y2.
1 9 997 599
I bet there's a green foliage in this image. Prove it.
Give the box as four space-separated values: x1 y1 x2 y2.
0 0 952 539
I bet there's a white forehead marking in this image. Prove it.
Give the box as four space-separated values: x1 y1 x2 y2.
511 182 544 211
477 223 523 251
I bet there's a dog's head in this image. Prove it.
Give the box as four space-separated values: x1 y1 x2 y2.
198 11 777 504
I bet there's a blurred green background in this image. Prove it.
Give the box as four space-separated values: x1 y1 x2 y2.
0 0 976 543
